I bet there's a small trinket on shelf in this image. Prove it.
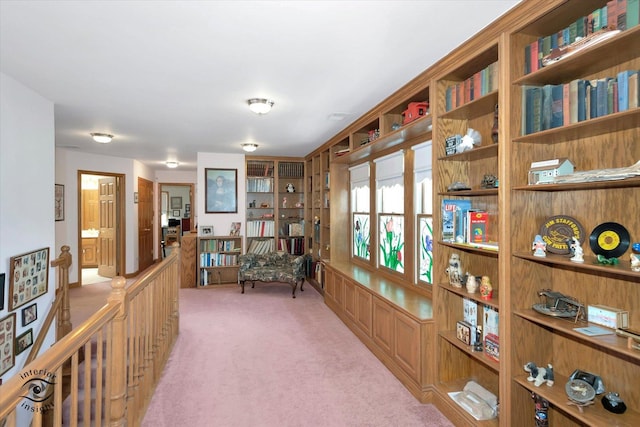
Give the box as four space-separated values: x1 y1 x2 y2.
532 235 546 257
480 276 493 300
466 275 479 293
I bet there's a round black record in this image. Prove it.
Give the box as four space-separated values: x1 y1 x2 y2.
589 222 630 259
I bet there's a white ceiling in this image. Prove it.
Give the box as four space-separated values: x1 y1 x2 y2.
0 1 520 171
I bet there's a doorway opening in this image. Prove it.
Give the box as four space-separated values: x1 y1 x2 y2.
158 183 194 258
77 171 126 286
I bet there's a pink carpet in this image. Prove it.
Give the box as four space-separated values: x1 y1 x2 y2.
142 283 453 427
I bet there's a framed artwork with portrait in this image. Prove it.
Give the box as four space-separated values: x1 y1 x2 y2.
205 168 237 213
8 247 50 310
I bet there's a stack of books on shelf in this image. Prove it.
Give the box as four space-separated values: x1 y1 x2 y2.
524 1 639 74
441 199 498 250
247 177 273 192
522 69 638 135
247 239 275 254
444 61 498 111
200 239 239 253
199 252 238 267
280 222 304 237
278 161 304 177
247 220 274 237
246 162 273 177
277 237 304 255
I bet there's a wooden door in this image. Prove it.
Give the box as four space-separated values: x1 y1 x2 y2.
138 177 154 271
98 177 117 278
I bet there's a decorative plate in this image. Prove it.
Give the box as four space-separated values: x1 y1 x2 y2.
565 379 596 403
539 215 585 255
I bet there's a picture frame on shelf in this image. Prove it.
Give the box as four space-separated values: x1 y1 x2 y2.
22 303 37 327
0 313 16 376
170 196 182 210
200 226 214 236
55 184 64 221
15 328 33 355
205 168 238 213
8 247 49 310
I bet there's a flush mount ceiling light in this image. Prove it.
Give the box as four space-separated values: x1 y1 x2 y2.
90 132 114 144
247 98 274 115
242 143 258 152
166 161 179 168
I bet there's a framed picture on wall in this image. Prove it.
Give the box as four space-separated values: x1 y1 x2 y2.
170 196 182 209
173 210 180 217
22 303 37 327
0 273 5 310
8 247 50 310
205 168 237 213
0 313 16 376
15 328 33 355
55 184 64 221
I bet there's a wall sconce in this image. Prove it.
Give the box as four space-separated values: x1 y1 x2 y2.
242 143 258 152
247 98 274 115
90 133 113 143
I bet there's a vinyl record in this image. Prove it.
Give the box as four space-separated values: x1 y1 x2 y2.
589 222 630 258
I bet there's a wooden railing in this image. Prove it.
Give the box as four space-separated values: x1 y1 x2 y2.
0 244 181 426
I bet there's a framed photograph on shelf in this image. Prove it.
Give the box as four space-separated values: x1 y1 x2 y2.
55 184 64 221
200 226 214 236
0 313 16 376
170 196 182 210
16 328 33 355
9 247 50 310
205 168 238 213
22 303 37 327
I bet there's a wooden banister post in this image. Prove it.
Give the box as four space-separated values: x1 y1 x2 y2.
56 245 73 340
108 276 128 427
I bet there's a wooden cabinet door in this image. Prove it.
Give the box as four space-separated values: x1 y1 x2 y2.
372 297 394 355
324 268 335 300
355 286 372 337
394 310 421 381
343 278 356 321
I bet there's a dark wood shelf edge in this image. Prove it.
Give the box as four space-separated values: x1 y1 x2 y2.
513 252 640 279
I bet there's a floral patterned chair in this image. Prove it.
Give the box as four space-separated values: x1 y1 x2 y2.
238 252 308 298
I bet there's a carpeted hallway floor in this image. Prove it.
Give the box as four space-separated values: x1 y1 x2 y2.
71 280 453 426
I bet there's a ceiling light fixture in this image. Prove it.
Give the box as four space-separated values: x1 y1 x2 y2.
166 161 179 168
90 132 113 144
242 143 258 152
247 98 274 115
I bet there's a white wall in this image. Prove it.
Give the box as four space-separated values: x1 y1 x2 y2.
0 72 56 381
55 149 155 282
197 153 246 240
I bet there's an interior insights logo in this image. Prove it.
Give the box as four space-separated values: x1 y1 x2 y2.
19 369 56 414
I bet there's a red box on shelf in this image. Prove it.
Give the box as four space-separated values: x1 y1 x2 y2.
402 102 429 125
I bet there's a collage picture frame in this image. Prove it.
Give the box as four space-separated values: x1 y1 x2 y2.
8 247 50 311
0 313 16 376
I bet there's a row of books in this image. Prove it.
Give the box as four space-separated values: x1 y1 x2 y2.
277 237 305 255
246 220 275 237
521 70 639 135
524 0 639 74
247 238 275 254
444 62 498 112
441 199 497 249
199 253 238 267
246 177 273 192
246 161 273 177
199 239 238 253
277 162 304 178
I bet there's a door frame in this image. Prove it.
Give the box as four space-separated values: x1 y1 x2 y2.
77 170 126 286
158 182 194 258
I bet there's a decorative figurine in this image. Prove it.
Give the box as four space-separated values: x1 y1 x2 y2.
568 237 584 263
532 235 547 257
456 128 482 153
282 197 287 208
285 183 295 193
466 275 479 293
472 326 484 352
524 362 555 387
630 253 640 272
480 276 493 300
446 253 464 288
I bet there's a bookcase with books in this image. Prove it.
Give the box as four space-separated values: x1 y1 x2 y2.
197 235 242 286
507 1 640 425
277 160 305 255
433 37 503 426
246 159 275 254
